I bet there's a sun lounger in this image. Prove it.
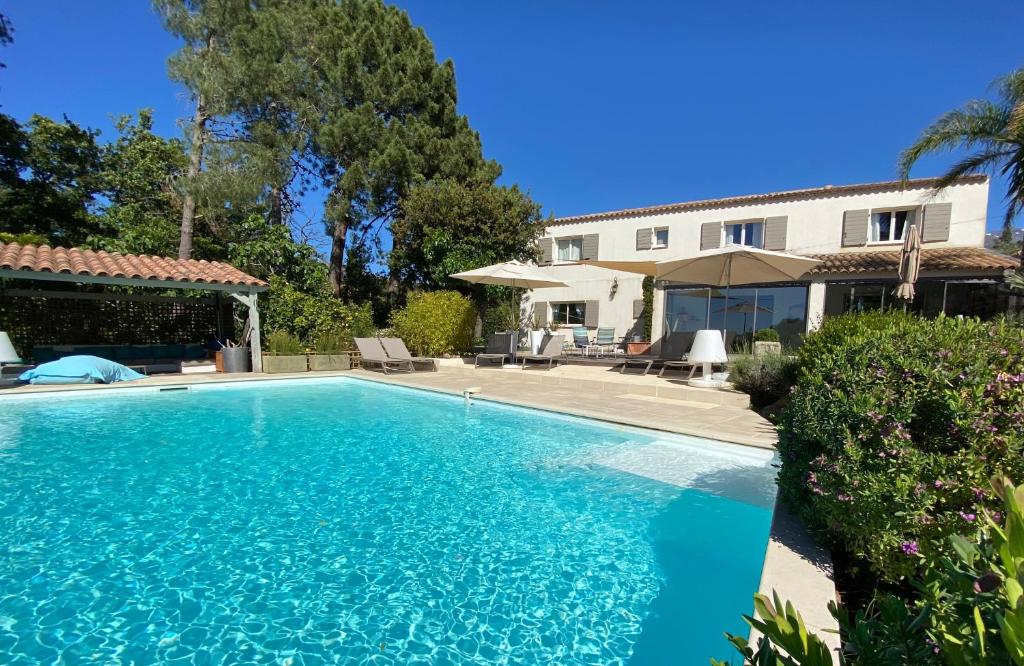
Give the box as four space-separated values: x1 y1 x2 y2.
354 338 413 374
520 335 564 370
475 333 514 368
378 337 436 371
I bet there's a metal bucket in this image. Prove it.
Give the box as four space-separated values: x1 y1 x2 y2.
221 346 251 373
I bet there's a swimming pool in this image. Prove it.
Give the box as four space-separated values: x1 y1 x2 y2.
0 377 776 664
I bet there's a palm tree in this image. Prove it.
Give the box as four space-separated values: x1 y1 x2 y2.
899 68 1024 254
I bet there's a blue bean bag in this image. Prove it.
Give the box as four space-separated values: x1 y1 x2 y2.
19 355 146 385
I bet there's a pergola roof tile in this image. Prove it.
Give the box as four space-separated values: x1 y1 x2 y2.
808 246 1018 275
0 242 268 289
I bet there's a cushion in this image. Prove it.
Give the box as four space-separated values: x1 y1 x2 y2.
19 355 146 385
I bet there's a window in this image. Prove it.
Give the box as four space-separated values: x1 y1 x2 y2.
724 221 763 248
653 227 669 248
871 209 916 243
552 302 586 326
556 237 582 261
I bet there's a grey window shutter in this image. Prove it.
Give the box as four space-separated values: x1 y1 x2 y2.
632 299 644 318
581 233 599 260
534 301 548 327
763 216 788 251
584 300 599 327
922 203 952 242
842 210 869 247
700 222 721 250
636 228 652 251
539 237 553 264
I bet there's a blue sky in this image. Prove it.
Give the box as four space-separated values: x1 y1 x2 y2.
2 0 1022 252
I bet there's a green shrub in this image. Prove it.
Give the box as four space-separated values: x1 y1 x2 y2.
714 476 1024 665
642 275 654 341
266 330 303 355
752 327 780 343
0 231 48 245
778 312 1024 580
731 354 800 409
263 276 374 346
312 328 351 353
391 290 476 356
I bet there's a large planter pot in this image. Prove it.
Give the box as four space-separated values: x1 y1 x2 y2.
221 346 251 373
753 341 782 357
626 341 651 356
529 330 545 355
308 353 351 371
262 354 308 374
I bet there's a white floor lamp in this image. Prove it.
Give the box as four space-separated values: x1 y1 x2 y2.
687 329 728 389
0 332 20 366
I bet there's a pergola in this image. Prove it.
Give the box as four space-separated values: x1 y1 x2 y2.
0 243 269 371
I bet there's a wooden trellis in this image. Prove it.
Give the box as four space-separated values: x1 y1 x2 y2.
0 288 231 353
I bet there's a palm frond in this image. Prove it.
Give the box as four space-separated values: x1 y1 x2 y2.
933 148 1015 192
898 102 1010 181
994 69 1024 109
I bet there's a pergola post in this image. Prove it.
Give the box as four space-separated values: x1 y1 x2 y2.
229 289 263 372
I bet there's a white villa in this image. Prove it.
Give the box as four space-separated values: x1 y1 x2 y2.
526 175 1020 354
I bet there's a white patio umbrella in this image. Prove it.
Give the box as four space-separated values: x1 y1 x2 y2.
894 223 922 302
450 260 568 360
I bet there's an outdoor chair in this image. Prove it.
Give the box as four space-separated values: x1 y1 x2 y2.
354 338 414 374
569 327 590 355
474 333 514 368
379 337 436 372
591 327 621 356
520 335 565 370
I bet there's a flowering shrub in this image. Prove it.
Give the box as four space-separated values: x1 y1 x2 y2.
778 312 1024 580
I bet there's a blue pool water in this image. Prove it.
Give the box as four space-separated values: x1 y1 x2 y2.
0 378 776 664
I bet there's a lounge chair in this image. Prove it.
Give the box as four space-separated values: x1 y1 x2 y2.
568 327 590 356
591 327 621 356
475 333 514 368
354 338 413 374
520 334 565 370
378 337 436 371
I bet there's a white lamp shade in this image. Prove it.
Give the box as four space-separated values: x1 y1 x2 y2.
0 332 19 363
688 329 729 363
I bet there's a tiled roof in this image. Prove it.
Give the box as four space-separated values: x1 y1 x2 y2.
0 243 268 289
808 247 1019 275
549 175 989 226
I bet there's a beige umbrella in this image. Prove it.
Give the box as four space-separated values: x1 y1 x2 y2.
450 261 568 360
576 246 820 285
894 223 922 301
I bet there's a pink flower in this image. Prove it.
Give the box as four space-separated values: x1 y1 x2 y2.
901 541 920 555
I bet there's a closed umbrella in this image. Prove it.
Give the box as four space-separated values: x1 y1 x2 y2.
894 223 922 302
450 260 568 361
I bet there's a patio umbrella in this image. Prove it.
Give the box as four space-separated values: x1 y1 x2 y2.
576 246 820 285
894 223 922 302
450 261 568 356
715 301 774 331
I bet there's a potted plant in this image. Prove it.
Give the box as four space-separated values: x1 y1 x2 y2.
308 329 352 371
752 328 782 357
262 331 309 373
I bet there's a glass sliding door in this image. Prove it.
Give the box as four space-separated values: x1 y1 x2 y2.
663 284 809 352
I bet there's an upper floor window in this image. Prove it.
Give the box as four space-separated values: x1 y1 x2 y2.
724 221 763 248
871 209 916 243
556 237 582 261
653 227 669 248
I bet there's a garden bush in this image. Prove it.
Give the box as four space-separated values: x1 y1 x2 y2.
778 312 1024 581
730 354 800 409
715 476 1024 665
391 290 476 356
752 327 780 343
266 330 302 355
263 276 374 346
